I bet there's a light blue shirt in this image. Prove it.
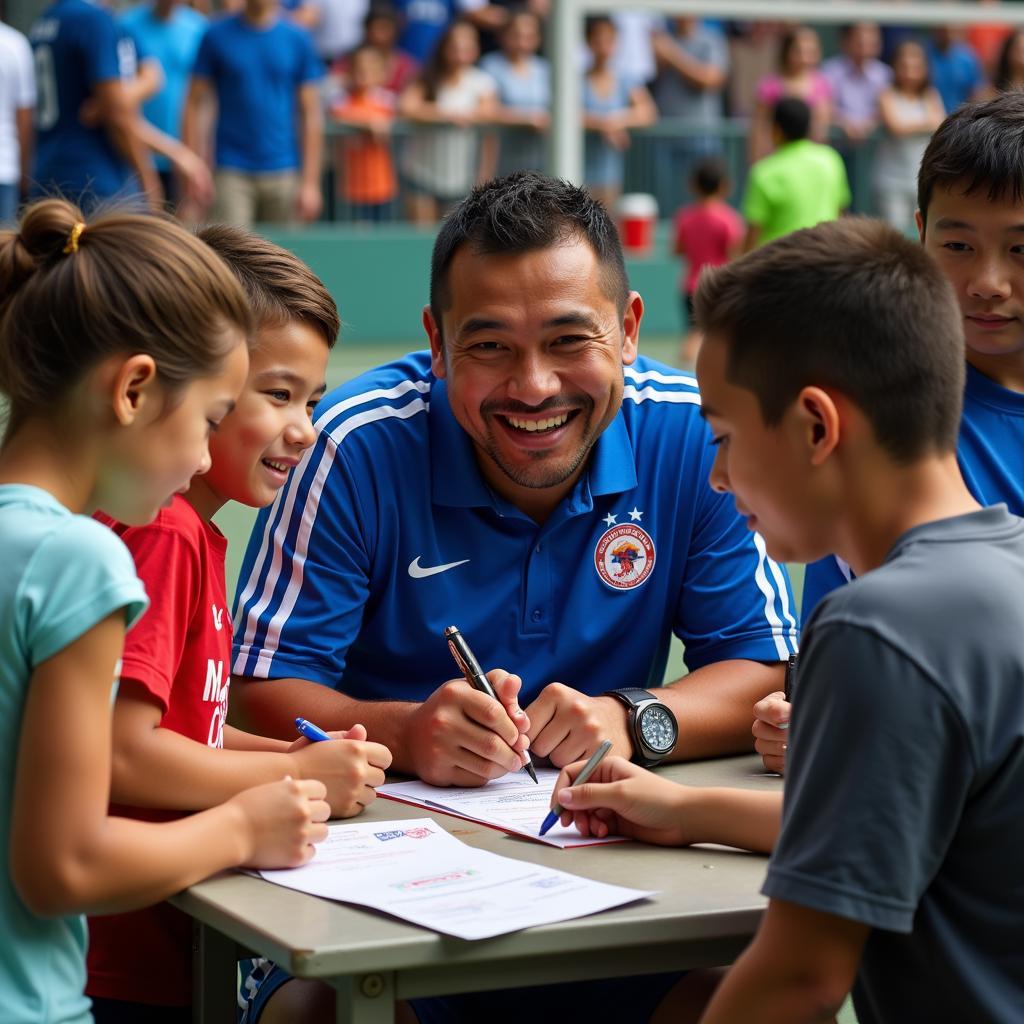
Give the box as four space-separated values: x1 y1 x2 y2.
0 485 147 1024
119 2 206 171
233 352 797 702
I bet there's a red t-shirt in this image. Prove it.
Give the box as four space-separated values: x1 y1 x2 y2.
674 199 744 295
87 496 230 1007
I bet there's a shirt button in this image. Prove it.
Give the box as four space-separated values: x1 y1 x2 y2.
531 609 542 622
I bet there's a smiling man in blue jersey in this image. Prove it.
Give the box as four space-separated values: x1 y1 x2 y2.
232 169 795 1024
754 91 1024 774
232 169 795 789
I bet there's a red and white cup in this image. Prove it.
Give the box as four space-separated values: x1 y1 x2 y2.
616 193 658 255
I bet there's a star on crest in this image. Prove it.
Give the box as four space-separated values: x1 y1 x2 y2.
629 507 643 522
602 513 618 526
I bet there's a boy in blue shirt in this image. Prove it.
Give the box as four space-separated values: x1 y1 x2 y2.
551 216 1024 1022
759 91 1024 774
183 0 323 226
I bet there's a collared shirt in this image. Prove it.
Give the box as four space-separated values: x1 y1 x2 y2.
232 351 797 703
822 54 892 123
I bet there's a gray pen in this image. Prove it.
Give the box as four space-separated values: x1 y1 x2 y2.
444 625 539 783
539 739 613 836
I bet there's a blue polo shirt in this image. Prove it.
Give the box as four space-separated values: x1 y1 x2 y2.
233 352 797 705
191 13 322 173
802 362 1024 617
30 0 139 204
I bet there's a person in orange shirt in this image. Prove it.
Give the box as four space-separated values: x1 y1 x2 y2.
330 44 397 221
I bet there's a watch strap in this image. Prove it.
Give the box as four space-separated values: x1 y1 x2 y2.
603 687 655 708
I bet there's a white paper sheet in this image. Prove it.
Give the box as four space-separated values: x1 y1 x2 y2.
256 818 653 940
379 769 628 848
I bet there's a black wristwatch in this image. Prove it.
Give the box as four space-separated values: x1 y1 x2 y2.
603 688 678 767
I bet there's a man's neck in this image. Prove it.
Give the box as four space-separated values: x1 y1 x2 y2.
966 350 1024 393
835 451 981 577
243 3 276 27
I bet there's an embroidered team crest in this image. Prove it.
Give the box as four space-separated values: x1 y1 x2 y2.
595 524 655 590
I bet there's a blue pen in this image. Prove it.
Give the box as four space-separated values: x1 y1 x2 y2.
539 740 613 836
295 717 332 743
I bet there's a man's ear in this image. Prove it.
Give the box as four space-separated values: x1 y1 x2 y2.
423 305 446 379
915 208 925 243
621 290 643 366
109 354 160 427
797 386 840 465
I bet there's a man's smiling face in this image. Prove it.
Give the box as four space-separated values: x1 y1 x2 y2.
426 239 641 518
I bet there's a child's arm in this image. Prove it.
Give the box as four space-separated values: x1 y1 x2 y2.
619 84 657 130
550 755 781 852
700 899 868 1023
9 613 329 917
109 682 391 818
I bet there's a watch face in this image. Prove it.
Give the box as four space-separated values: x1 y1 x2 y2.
638 704 677 754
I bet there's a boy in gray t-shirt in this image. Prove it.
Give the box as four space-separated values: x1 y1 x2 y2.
545 217 1024 1022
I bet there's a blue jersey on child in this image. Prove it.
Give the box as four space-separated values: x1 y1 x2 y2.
120 2 206 172
30 0 140 203
802 362 1024 616
0 485 147 1024
192 13 322 173
233 351 797 702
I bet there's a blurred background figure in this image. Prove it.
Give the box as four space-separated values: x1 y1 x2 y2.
399 19 496 223
0 15 34 223
307 0 367 67
393 0 507 65
926 25 985 112
993 27 1024 93
330 43 396 222
650 16 728 219
672 156 742 366
184 0 324 226
480 7 549 178
823 22 890 145
29 0 161 210
582 15 655 211
743 96 849 250
119 0 206 208
873 39 944 235
749 25 831 160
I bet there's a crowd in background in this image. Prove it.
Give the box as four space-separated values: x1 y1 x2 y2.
3 0 1024 229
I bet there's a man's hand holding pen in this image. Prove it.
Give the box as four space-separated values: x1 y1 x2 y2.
404 669 532 787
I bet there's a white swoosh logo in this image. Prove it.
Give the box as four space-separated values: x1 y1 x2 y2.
408 556 470 579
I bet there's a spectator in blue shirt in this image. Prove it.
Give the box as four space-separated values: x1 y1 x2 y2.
29 0 161 210
183 0 324 226
119 0 206 205
927 26 986 112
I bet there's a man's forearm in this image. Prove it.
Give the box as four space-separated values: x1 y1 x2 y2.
231 675 417 771
299 101 323 189
660 659 784 761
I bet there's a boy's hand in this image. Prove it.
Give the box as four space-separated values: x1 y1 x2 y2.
232 777 330 868
404 670 531 787
752 692 790 775
287 725 393 818
551 755 691 846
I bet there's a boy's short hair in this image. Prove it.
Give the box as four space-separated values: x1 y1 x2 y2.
692 157 727 197
773 97 811 142
917 91 1024 225
694 217 964 462
197 225 340 349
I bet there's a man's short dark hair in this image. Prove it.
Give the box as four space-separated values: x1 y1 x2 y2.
429 172 629 335
917 91 1024 226
694 218 964 462
693 157 727 197
773 97 811 142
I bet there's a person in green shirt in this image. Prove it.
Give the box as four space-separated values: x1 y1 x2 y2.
742 96 850 250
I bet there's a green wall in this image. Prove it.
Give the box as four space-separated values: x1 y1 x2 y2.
261 224 684 346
